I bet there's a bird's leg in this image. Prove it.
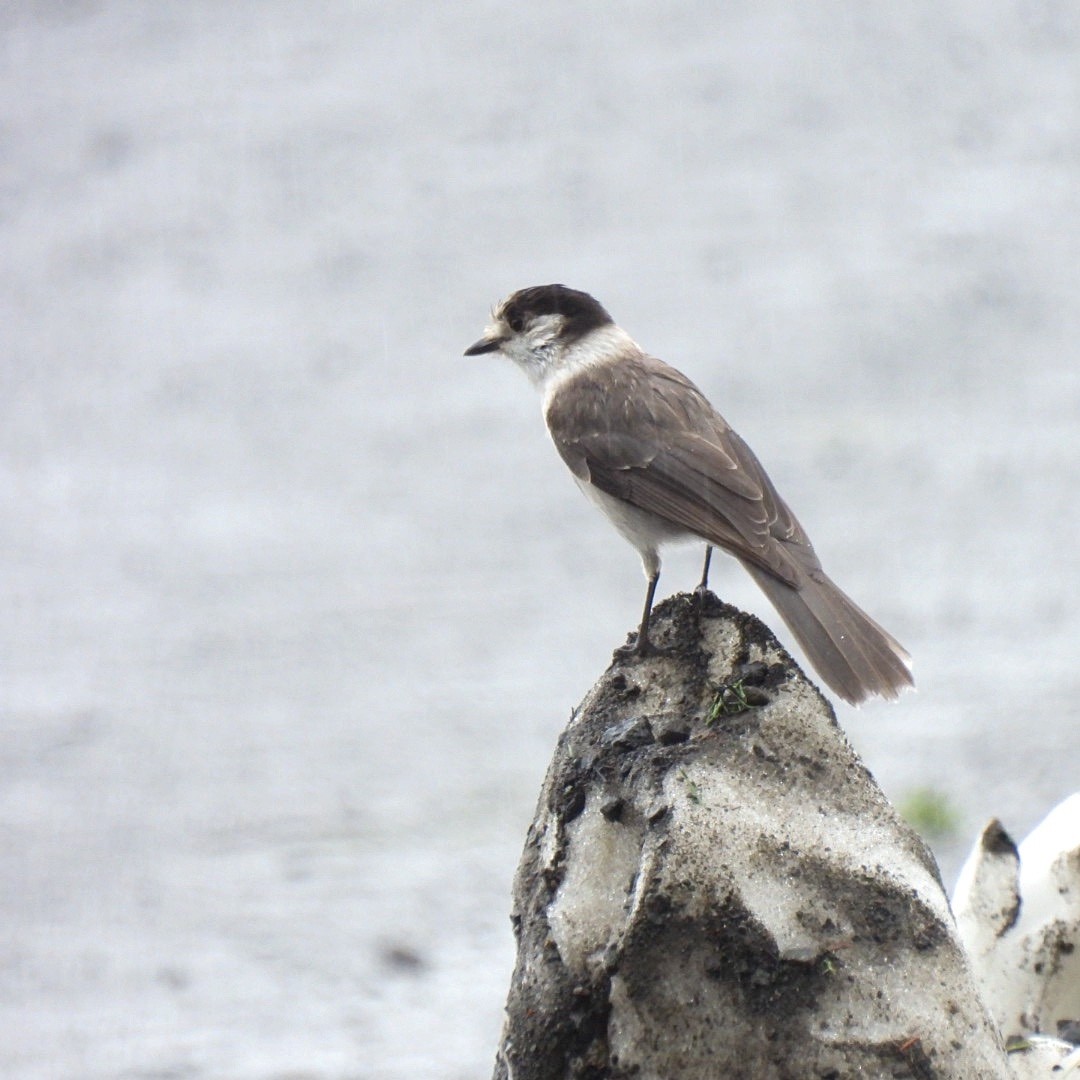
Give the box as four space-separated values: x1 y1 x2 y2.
696 545 713 597
631 569 661 655
694 545 713 634
616 553 661 659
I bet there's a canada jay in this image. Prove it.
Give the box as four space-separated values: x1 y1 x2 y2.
464 284 913 705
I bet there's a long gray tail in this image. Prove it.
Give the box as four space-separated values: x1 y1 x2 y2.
742 563 914 706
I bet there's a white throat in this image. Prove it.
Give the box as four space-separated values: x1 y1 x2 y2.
528 324 641 407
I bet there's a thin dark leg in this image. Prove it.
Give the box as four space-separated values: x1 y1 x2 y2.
696 546 713 595
633 570 661 655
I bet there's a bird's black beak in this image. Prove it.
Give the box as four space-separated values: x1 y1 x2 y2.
464 335 503 356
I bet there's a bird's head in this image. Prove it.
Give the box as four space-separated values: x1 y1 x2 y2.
464 284 614 384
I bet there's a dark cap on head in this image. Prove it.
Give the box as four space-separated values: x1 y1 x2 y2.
500 284 613 342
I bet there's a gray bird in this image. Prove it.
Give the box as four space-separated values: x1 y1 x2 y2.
465 284 913 705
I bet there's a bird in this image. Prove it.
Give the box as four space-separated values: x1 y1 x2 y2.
464 284 913 705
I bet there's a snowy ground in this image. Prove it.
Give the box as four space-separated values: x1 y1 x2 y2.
3 3 1080 1077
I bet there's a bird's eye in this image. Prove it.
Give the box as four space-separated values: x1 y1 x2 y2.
506 311 526 333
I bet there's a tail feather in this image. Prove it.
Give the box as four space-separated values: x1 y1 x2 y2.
742 562 914 706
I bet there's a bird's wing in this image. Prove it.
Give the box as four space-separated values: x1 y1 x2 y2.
545 356 812 586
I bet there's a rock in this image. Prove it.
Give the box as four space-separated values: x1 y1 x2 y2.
493 593 1007 1079
954 794 1080 1046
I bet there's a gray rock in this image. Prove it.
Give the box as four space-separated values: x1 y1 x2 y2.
494 593 1007 1079
954 796 1080 1050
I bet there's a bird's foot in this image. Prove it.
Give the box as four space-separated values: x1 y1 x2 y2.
613 639 647 662
613 635 673 663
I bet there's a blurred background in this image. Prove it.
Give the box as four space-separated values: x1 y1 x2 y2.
3 2 1079 1077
